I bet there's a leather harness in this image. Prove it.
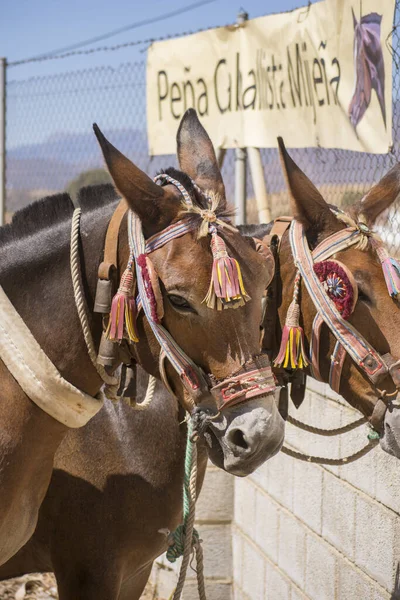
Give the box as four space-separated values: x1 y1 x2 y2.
264 216 400 433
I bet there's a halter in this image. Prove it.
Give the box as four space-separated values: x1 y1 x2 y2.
94 174 277 411
272 214 400 431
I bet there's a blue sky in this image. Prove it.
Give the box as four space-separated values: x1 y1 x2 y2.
3 0 310 81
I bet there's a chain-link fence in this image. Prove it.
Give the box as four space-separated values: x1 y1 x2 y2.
5 2 400 252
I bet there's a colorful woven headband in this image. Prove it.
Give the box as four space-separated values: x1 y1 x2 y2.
107 173 250 345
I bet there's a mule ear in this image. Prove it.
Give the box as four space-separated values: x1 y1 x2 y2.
355 163 400 227
277 137 339 233
93 124 179 237
177 109 226 201
352 7 358 29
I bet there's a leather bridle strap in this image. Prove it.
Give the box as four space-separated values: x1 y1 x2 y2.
98 199 128 280
309 314 324 382
329 342 347 393
270 216 293 244
290 220 388 386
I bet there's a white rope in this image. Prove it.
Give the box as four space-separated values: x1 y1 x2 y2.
70 207 156 410
70 208 118 387
286 414 366 436
130 373 157 411
281 439 379 465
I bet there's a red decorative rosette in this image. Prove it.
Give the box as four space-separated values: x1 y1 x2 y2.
313 260 355 319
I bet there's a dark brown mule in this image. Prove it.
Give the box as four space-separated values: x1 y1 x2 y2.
246 143 400 457
0 111 284 598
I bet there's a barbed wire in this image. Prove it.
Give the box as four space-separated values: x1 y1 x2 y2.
8 22 230 68
18 0 217 62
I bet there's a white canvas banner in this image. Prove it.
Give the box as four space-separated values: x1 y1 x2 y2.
146 0 395 155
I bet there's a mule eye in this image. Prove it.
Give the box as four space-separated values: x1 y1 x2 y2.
358 288 371 304
168 294 195 313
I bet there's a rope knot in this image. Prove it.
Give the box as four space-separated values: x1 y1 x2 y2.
200 208 217 223
166 525 200 563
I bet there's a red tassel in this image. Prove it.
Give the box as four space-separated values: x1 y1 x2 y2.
203 232 250 310
107 268 139 343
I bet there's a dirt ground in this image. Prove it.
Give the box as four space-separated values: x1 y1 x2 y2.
0 574 156 599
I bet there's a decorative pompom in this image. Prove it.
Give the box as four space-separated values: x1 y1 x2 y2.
274 299 308 369
203 232 250 310
107 268 139 343
137 253 160 323
313 260 355 319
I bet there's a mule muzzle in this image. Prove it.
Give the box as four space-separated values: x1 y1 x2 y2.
209 354 277 411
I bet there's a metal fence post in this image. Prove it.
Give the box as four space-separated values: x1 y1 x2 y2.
0 58 6 226
235 147 247 225
248 147 271 223
234 9 248 226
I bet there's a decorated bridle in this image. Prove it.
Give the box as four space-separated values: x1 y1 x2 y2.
272 211 400 431
94 173 276 412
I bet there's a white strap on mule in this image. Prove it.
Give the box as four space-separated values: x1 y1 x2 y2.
0 285 103 428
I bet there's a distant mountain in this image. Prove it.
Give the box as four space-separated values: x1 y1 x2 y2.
7 122 398 214
6 127 179 210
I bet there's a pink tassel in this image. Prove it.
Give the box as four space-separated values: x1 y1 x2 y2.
107 268 139 343
137 254 160 323
203 232 250 310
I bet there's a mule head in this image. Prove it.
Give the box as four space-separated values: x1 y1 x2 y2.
94 113 285 476
278 139 400 458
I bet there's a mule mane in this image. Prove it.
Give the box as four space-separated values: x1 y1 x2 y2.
0 184 119 247
0 193 74 246
0 166 227 249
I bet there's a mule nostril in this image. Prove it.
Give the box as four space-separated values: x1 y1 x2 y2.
229 428 249 450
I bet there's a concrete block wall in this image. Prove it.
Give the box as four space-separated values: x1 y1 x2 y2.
234 379 400 600
151 379 400 600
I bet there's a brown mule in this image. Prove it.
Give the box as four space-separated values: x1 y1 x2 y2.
0 110 284 597
0 195 105 565
246 142 400 457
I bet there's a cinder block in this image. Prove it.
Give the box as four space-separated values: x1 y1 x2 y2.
374 449 400 515
194 524 232 579
265 563 291 600
290 587 310 600
286 393 343 477
337 409 378 495
371 585 393 600
321 380 348 408
233 585 250 600
151 555 179 599
232 527 243 590
292 460 323 535
241 538 266 600
196 467 234 522
355 495 399 590
263 452 294 510
183 581 232 600
337 555 374 600
305 393 343 476
249 456 270 490
234 478 256 539
304 534 336 600
278 511 306 589
322 471 356 559
254 488 280 563
305 378 327 397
